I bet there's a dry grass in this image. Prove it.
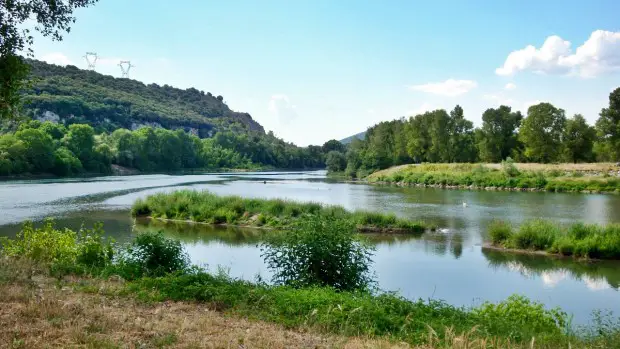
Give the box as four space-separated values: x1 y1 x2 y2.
485 162 618 172
0 261 537 349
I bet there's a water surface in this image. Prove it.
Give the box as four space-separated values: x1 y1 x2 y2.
1 170 620 324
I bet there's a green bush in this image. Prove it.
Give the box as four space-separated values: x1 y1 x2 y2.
261 215 375 291
115 231 189 279
488 220 513 245
0 219 114 270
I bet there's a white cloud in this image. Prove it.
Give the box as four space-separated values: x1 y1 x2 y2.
268 94 298 124
408 79 477 97
40 52 73 66
406 102 435 116
504 83 517 90
583 276 610 291
541 270 568 288
496 30 620 78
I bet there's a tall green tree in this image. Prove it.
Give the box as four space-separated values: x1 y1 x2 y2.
595 88 620 161
325 151 346 173
477 106 523 162
1 0 98 119
15 128 54 172
448 105 476 162
519 103 566 163
562 114 596 163
63 124 95 166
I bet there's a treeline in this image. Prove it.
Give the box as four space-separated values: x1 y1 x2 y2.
22 59 263 135
0 121 329 177
330 88 620 177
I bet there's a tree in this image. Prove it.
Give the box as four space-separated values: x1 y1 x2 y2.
595 88 620 161
325 151 346 173
63 124 95 163
519 103 566 163
322 139 345 153
562 114 596 163
448 105 476 163
15 128 55 172
1 0 98 119
477 106 523 162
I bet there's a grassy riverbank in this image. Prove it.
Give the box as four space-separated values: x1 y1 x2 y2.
367 163 620 193
1 221 620 348
132 190 430 233
487 219 620 260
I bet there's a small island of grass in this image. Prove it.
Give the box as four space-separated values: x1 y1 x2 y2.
131 189 431 233
485 219 620 260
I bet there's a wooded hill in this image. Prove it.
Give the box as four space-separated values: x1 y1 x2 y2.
22 59 264 136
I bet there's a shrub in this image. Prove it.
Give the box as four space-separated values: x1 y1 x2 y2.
0 219 113 269
511 219 561 250
261 215 375 291
488 220 513 245
501 157 520 177
116 231 189 279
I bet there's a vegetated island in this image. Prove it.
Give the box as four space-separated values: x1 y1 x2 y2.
366 162 620 194
484 219 620 260
131 189 432 233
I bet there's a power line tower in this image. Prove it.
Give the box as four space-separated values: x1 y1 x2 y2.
83 52 98 70
118 60 134 78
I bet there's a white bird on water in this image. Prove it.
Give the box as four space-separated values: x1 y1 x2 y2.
462 202 467 207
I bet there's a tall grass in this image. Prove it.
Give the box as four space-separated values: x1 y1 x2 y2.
367 163 620 193
131 189 430 233
487 219 620 259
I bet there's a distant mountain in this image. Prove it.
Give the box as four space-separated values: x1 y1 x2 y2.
340 131 366 144
22 59 264 136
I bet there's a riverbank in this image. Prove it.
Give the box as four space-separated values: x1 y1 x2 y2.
131 190 431 233
1 224 619 348
487 219 620 260
366 163 620 194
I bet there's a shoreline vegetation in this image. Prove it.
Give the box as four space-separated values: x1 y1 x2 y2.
365 162 620 194
1 220 619 348
131 190 432 234
487 219 620 260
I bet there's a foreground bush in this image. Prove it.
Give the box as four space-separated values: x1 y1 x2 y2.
131 190 430 233
0 219 114 271
487 219 620 259
114 231 190 280
261 215 375 291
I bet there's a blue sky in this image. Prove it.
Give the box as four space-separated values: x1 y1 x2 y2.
30 0 620 145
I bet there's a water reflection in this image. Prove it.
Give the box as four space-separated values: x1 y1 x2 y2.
483 249 620 291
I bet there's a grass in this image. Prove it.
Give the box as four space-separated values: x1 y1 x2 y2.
367 163 620 193
131 189 431 233
1 223 620 348
486 219 620 260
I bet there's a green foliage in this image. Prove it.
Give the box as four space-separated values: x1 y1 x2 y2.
368 163 620 193
472 295 569 342
131 190 429 233
261 215 375 291
0 219 113 269
519 103 567 163
595 88 620 161
114 231 190 280
488 219 620 260
1 1 98 120
488 220 513 245
563 114 596 163
477 106 523 162
325 150 346 173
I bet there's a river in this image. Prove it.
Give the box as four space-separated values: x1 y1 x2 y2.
1 170 619 324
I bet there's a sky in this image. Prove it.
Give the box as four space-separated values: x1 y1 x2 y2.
27 0 620 146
